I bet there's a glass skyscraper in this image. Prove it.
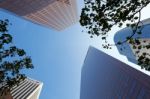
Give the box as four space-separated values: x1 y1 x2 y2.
80 47 150 99
114 18 150 65
0 0 78 30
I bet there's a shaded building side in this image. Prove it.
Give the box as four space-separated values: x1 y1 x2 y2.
80 47 150 99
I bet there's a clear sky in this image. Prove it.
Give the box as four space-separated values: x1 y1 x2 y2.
0 0 150 99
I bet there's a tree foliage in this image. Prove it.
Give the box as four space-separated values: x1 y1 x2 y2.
80 0 150 70
0 19 34 95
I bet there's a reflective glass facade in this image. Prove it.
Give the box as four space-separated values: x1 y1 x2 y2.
80 47 150 99
114 20 150 65
0 0 78 30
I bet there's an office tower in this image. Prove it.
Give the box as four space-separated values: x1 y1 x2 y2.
80 47 150 99
0 78 43 99
0 0 78 30
114 18 150 64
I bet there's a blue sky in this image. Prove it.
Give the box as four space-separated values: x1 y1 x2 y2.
0 0 100 98
0 0 150 99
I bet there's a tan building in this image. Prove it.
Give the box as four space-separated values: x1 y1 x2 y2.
0 0 78 30
0 78 43 99
11 78 43 99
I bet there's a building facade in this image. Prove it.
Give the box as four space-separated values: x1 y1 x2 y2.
11 78 43 99
80 47 150 99
0 78 43 99
114 18 150 65
0 0 78 30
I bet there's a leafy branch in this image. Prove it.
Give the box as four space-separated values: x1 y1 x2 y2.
0 19 34 96
80 0 150 71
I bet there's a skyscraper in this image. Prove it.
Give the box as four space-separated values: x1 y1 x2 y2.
0 78 43 99
114 18 150 65
80 46 150 99
0 0 78 30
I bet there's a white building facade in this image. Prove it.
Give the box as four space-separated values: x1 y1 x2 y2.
0 78 43 99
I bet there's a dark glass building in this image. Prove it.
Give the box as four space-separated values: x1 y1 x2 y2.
80 47 150 99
